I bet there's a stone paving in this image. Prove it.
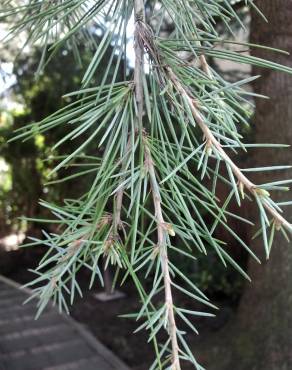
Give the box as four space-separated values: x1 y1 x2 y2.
0 276 129 370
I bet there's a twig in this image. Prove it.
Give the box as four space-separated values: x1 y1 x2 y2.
165 65 292 233
144 142 181 370
114 188 124 232
133 2 181 368
113 139 132 233
199 54 213 79
134 21 291 233
134 0 145 130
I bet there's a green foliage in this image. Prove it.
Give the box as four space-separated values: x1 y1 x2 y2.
2 1 292 369
0 36 124 228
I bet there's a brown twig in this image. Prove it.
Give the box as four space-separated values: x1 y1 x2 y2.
135 22 291 233
164 65 292 233
133 1 181 368
113 139 132 233
144 142 181 370
199 54 213 79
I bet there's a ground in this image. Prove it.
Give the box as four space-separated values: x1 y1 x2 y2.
1 246 235 370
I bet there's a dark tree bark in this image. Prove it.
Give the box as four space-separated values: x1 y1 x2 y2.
220 2 292 369
198 2 292 370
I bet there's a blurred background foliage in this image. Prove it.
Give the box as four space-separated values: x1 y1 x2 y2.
0 35 125 228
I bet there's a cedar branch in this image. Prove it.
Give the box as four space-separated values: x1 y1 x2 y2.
165 64 292 233
133 1 181 368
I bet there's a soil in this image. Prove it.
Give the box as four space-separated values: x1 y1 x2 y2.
1 246 235 370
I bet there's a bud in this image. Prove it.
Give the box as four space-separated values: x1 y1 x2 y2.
206 146 212 156
164 223 176 237
205 141 212 156
168 227 176 237
255 188 270 197
275 220 282 231
151 246 159 260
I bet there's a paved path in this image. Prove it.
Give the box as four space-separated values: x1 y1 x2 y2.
0 275 130 370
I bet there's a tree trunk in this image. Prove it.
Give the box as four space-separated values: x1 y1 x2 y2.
222 2 292 369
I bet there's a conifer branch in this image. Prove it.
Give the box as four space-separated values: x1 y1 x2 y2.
164 65 292 233
133 21 292 234
144 140 181 370
4 1 292 367
134 2 181 367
